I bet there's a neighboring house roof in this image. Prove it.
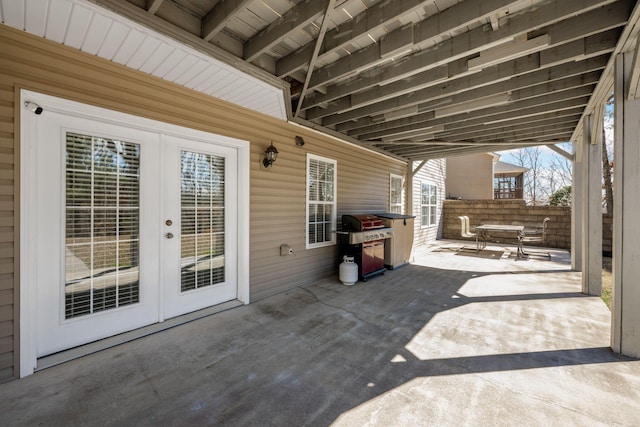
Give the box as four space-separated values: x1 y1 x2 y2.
494 161 528 175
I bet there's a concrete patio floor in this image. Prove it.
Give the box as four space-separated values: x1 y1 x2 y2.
2 241 640 426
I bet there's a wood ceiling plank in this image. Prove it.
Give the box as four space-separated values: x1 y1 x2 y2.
202 0 253 42
321 37 614 127
244 0 329 62
357 91 592 141
305 0 625 92
276 0 432 77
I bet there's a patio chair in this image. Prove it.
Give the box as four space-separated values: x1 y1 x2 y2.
458 216 475 238
519 217 551 259
458 216 485 251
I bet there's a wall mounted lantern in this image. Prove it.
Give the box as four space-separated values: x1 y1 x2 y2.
263 142 279 168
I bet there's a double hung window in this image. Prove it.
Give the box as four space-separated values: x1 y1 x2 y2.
306 154 337 248
390 174 404 214
421 182 437 227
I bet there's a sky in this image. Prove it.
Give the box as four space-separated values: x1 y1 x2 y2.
495 101 614 167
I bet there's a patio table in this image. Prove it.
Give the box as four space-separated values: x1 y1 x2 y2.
475 224 526 258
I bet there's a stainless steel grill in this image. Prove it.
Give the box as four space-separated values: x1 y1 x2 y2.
338 214 392 281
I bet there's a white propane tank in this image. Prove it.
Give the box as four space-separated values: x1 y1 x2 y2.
339 255 358 285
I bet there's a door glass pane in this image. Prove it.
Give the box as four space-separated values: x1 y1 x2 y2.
65 133 140 319
180 151 225 292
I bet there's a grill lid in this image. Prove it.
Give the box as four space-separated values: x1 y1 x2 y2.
342 214 384 231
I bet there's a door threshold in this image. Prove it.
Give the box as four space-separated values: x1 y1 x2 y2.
36 300 244 372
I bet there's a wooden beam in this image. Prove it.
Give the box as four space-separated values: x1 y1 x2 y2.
412 160 427 176
388 129 573 156
546 144 575 160
315 30 617 124
354 89 592 141
306 25 615 115
202 0 252 42
589 103 605 144
294 0 336 118
336 53 610 132
490 14 500 31
580 113 603 296
612 51 640 357
277 0 459 77
470 127 575 144
627 35 640 99
438 116 580 142
305 0 625 93
244 0 328 63
146 0 163 14
403 142 555 160
571 0 640 142
439 109 584 140
374 140 543 147
348 74 599 139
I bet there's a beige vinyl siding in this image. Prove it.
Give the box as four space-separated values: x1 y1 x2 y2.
0 25 406 381
446 153 495 199
412 159 446 246
250 138 406 299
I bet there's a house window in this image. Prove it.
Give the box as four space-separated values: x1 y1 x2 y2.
420 182 437 227
390 174 404 214
307 154 337 248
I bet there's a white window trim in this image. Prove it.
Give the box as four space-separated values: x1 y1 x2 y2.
306 153 337 249
390 173 404 214
420 180 438 228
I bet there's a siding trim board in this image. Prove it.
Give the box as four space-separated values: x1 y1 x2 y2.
0 24 415 381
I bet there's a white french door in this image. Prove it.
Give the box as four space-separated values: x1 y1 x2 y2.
161 136 238 319
29 103 240 359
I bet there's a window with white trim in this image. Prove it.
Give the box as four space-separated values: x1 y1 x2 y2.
420 181 437 227
306 154 337 248
390 174 404 214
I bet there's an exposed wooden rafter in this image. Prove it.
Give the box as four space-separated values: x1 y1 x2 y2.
294 0 336 118
202 0 253 42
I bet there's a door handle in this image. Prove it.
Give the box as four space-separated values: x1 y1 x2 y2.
165 232 174 239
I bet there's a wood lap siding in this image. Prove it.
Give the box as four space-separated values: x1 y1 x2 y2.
0 25 406 380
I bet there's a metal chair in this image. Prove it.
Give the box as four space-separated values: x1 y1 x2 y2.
519 217 551 259
459 216 485 251
458 216 476 239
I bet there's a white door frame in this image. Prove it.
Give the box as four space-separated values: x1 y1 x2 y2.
19 90 251 377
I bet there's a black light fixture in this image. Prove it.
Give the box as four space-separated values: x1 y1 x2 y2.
295 135 305 146
263 142 279 168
